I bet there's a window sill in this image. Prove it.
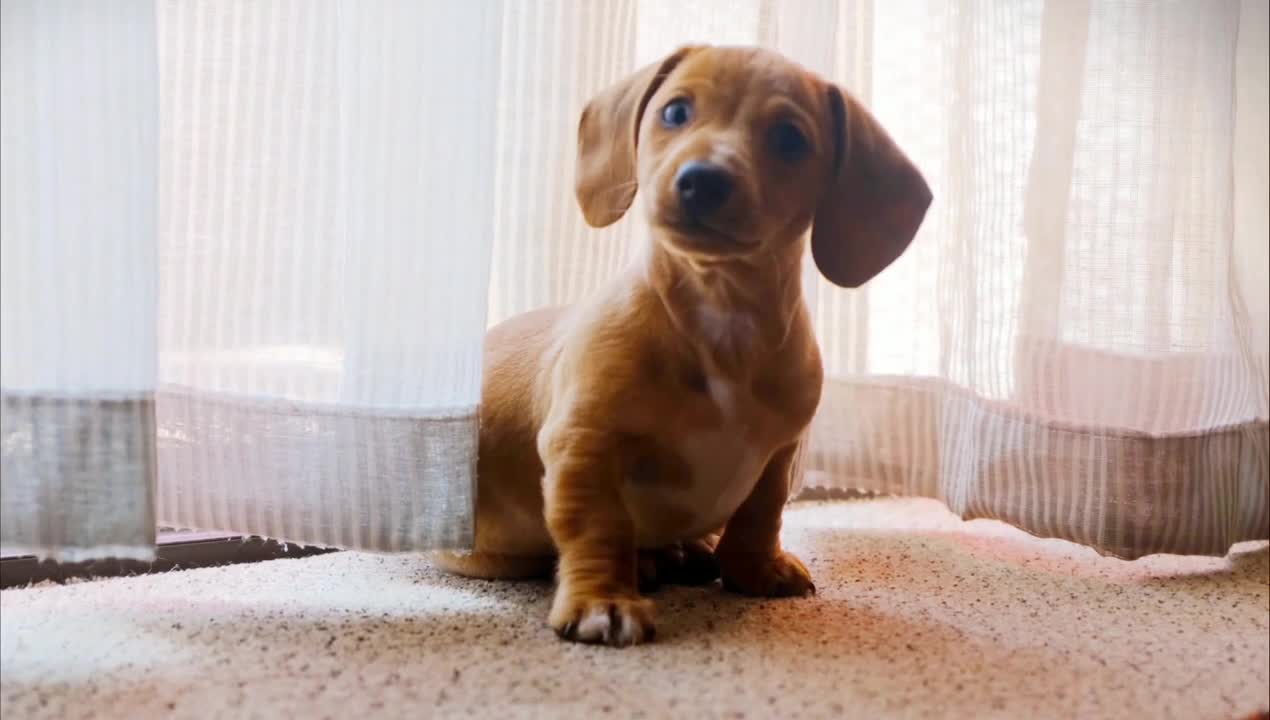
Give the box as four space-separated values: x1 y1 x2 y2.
0 531 336 589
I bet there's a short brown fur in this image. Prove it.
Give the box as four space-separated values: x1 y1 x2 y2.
433 46 932 646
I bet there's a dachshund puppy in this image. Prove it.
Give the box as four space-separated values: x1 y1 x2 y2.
434 45 932 646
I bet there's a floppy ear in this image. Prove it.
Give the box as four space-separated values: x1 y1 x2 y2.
575 46 701 228
811 86 933 288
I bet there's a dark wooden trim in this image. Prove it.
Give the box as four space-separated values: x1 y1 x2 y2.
0 532 337 589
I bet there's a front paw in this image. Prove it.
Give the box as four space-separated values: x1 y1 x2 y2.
719 550 815 597
549 588 656 647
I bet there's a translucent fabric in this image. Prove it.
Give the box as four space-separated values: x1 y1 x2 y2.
3 0 1265 561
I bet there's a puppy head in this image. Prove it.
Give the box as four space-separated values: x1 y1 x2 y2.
575 45 932 288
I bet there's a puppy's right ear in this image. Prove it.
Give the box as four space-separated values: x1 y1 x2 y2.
575 46 700 228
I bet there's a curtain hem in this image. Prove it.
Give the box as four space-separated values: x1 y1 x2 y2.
1 392 158 562
804 377 1269 560
155 389 477 553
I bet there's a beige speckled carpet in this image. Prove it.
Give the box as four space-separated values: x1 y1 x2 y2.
2 499 1267 720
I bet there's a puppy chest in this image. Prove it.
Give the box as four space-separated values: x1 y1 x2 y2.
677 427 768 518
625 378 773 542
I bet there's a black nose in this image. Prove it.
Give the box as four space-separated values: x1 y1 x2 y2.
675 161 733 220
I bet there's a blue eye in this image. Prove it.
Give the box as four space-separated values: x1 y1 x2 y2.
661 99 693 128
771 121 809 161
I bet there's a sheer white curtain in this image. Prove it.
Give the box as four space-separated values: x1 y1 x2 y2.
3 0 1266 562
3 0 501 558
488 0 1269 558
153 0 500 551
2 0 159 560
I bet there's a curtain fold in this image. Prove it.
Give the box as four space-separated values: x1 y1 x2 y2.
486 0 1269 559
800 0 1270 558
1 0 159 561
153 0 503 551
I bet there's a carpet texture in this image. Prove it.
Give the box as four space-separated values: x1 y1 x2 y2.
2 499 1267 720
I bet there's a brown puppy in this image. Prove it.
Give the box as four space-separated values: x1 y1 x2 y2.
434 45 932 646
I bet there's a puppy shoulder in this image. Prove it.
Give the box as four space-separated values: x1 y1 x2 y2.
544 284 667 423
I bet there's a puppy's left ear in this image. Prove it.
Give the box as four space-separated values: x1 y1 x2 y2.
575 46 701 228
812 86 933 288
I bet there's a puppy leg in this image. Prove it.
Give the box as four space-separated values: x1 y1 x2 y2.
542 432 654 646
635 540 712 591
637 533 721 591
716 445 815 597
680 532 722 584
